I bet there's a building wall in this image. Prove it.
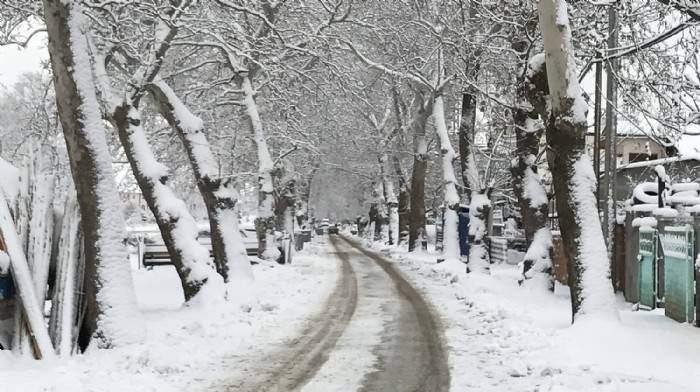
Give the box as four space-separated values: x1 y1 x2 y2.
617 138 667 165
586 135 668 167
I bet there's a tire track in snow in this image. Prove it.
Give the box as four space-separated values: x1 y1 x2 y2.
212 241 358 392
338 235 451 392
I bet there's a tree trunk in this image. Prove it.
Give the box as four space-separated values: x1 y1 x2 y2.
379 153 399 246
538 0 616 320
43 0 143 349
459 92 491 273
458 90 478 195
148 81 253 283
240 75 277 260
112 104 221 300
393 155 410 245
433 95 461 267
512 56 553 282
408 99 431 252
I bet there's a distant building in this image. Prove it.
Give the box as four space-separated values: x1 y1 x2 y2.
586 132 678 167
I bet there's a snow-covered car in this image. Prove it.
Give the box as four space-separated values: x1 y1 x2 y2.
328 224 339 234
142 224 258 266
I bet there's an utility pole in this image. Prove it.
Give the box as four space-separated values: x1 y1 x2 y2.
594 57 603 207
602 3 619 249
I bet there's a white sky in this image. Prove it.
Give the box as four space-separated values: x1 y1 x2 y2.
0 32 48 88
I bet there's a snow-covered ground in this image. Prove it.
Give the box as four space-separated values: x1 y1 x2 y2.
378 245 700 392
0 240 337 391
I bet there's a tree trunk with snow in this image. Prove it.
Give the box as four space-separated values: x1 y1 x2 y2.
459 93 491 274
433 95 461 267
148 81 253 283
512 55 553 283
408 99 431 252
393 155 410 244
43 0 144 349
379 153 399 246
240 75 278 260
112 104 221 300
467 190 491 274
458 90 478 196
538 0 616 320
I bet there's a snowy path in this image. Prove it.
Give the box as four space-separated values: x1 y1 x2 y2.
205 237 359 391
217 235 450 391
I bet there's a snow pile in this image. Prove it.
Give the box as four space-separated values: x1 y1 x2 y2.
631 216 657 228
667 182 700 206
653 207 679 218
387 248 700 392
523 158 548 208
632 182 659 205
0 246 338 391
520 227 552 284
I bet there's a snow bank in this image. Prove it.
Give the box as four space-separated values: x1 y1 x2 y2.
0 245 338 390
386 248 700 392
631 217 657 228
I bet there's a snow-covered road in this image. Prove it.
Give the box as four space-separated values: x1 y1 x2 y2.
218 235 450 392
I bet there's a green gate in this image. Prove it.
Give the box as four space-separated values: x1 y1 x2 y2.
638 226 656 309
659 225 695 323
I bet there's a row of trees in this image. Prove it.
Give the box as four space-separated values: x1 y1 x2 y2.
0 0 696 354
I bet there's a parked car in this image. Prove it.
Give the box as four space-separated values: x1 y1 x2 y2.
328 224 339 234
315 218 330 235
141 223 259 267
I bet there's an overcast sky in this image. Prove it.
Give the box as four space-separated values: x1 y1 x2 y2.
0 33 48 88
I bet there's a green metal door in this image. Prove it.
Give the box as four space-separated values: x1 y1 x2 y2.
638 226 656 309
659 225 695 323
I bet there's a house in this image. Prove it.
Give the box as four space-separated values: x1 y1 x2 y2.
586 131 678 167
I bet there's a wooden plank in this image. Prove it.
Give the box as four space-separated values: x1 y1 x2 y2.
0 200 54 359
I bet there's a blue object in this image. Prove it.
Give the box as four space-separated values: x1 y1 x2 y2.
0 275 15 300
458 205 470 257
